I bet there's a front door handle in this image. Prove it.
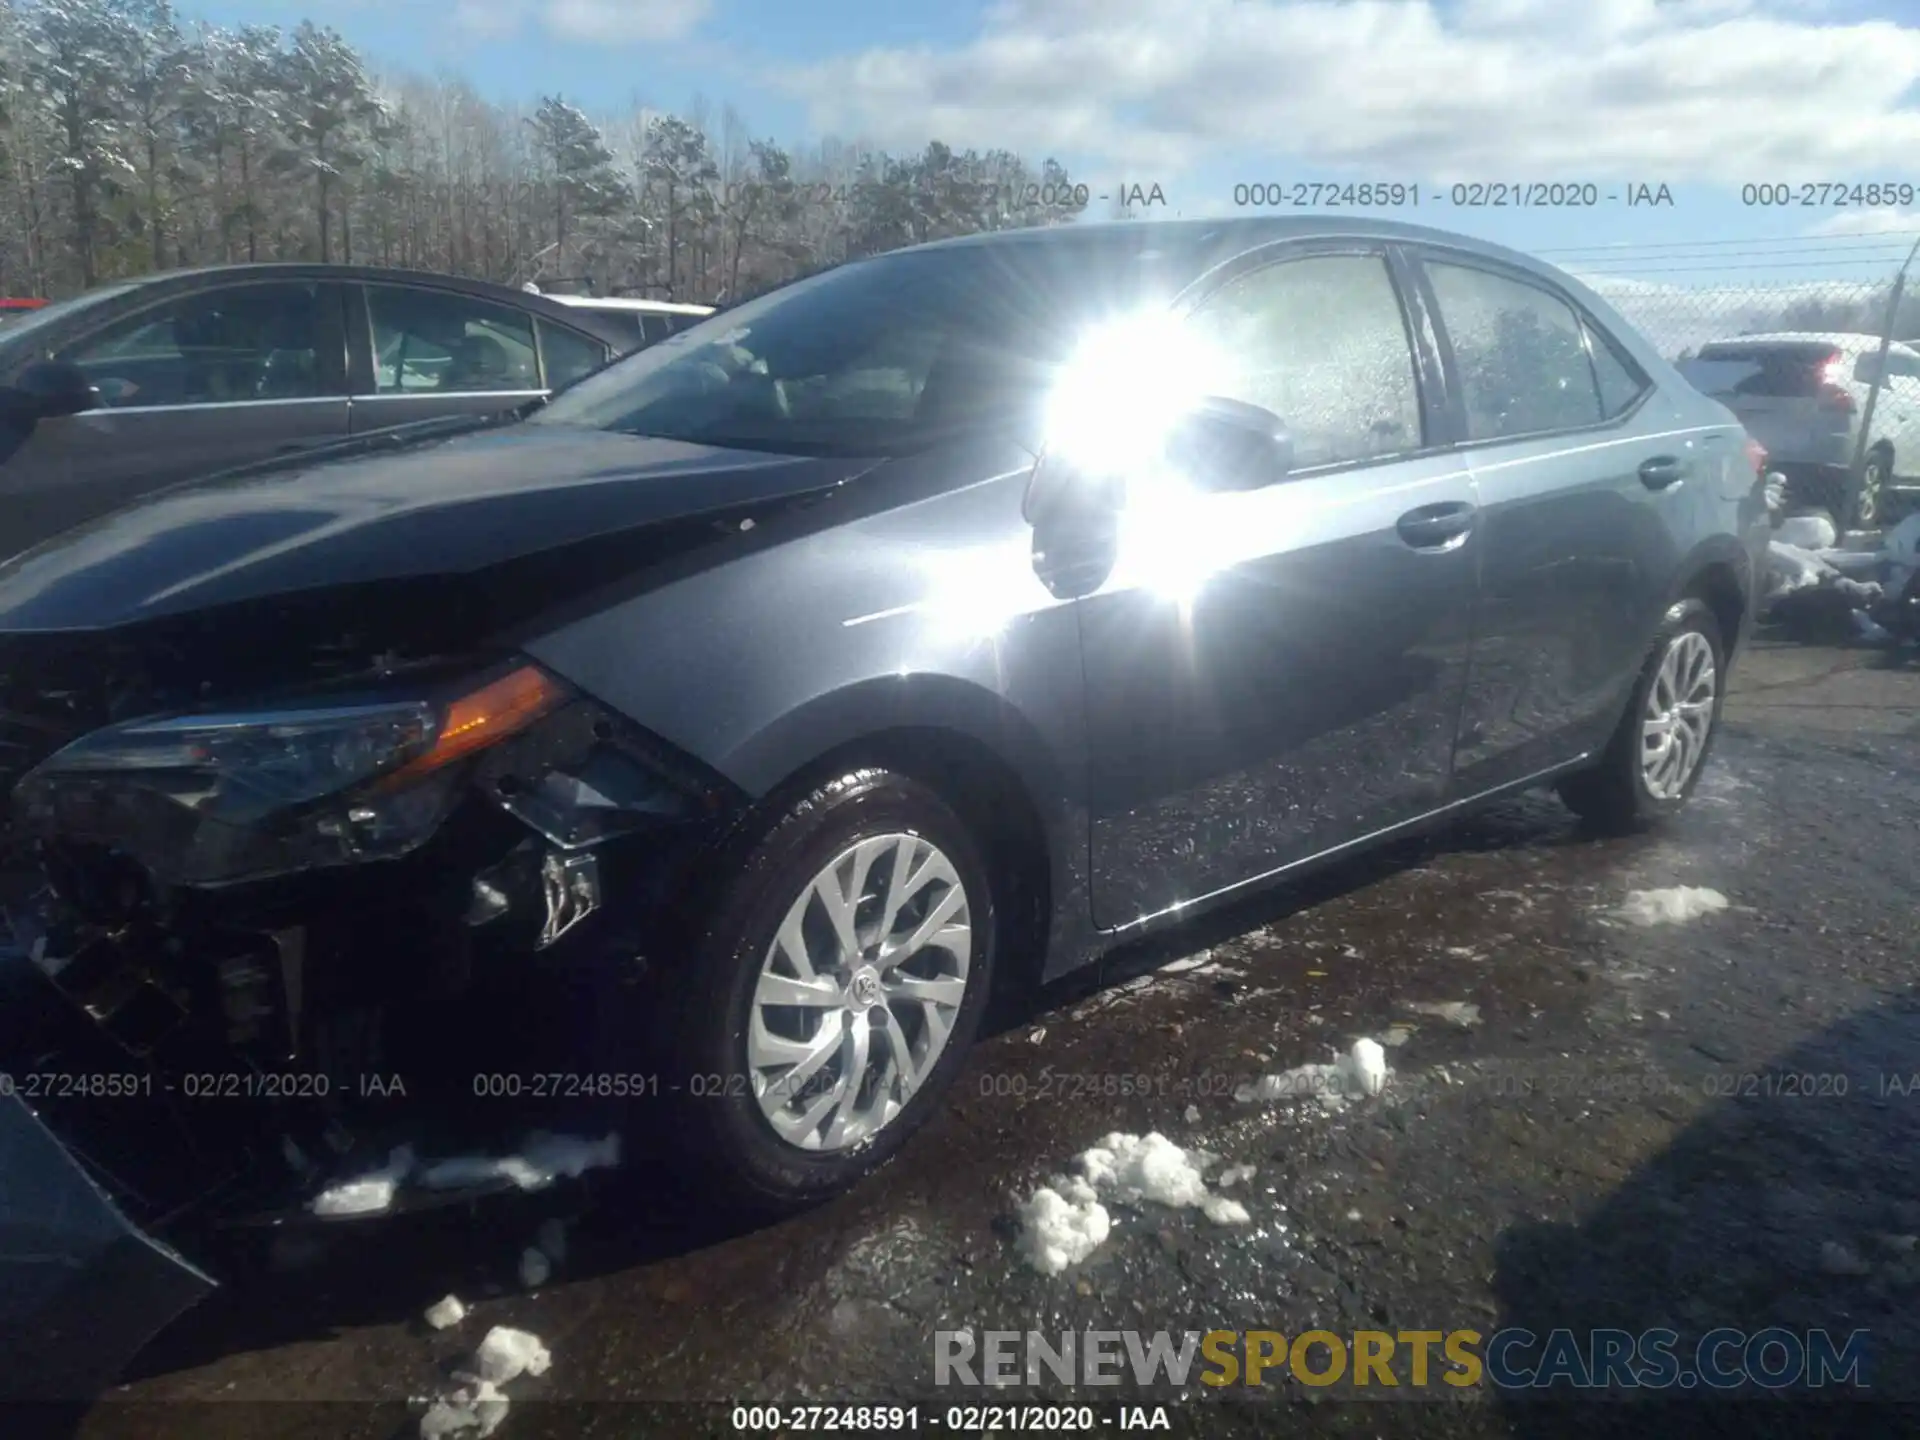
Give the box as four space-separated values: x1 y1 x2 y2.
1639 455 1688 490
1396 500 1476 550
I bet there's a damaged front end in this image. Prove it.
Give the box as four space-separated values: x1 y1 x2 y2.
0 613 743 1264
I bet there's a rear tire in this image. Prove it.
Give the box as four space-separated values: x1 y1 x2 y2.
1556 599 1726 834
1856 448 1890 530
656 768 996 1218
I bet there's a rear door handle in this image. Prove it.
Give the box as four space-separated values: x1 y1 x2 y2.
1639 455 1688 490
1395 501 1476 550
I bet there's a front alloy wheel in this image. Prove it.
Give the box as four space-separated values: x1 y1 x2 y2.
748 832 972 1152
662 768 996 1214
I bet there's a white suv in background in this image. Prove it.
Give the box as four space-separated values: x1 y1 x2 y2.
1678 332 1920 530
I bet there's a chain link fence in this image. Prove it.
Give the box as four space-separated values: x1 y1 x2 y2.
1564 236 1920 532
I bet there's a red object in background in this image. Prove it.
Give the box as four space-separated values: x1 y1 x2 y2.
0 297 47 311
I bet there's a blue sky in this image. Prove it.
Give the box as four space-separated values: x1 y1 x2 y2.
182 0 1920 306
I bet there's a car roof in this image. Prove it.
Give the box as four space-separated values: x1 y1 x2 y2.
1700 331 1911 354
3 263 634 349
907 214 1561 276
542 295 714 316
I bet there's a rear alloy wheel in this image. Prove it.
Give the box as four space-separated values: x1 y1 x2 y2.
663 769 996 1214
1557 599 1725 832
1856 450 1889 530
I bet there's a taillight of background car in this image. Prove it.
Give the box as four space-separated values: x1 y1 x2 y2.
1816 350 1857 412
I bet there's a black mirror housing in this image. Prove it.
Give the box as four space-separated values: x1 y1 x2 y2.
1167 395 1293 492
8 359 99 423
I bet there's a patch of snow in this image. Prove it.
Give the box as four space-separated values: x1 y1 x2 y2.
1616 886 1730 927
1215 1164 1255 1188
1013 1130 1256 1273
1200 1194 1251 1225
420 1379 509 1439
1776 513 1836 550
1235 1038 1391 1111
424 1295 467 1330
420 1131 621 1193
1077 1132 1251 1228
311 1145 416 1216
1401 1000 1481 1028
1183 1104 1200 1124
466 1326 553 1386
518 1247 551 1289
1014 1177 1110 1275
1161 952 1212 973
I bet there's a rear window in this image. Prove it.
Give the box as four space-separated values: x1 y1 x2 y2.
1690 343 1841 398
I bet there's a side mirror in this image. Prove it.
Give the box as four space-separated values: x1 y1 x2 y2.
4 359 99 424
1167 395 1293 492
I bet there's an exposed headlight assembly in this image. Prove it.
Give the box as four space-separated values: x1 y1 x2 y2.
14 663 567 886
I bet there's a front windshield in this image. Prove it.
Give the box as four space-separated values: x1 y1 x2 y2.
528 242 1157 457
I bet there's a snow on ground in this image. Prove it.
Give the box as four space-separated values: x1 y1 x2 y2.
1015 1131 1254 1275
419 1326 553 1439
1776 514 1836 550
1234 1037 1390 1111
424 1295 467 1330
311 1145 416 1217
419 1131 622 1193
1616 886 1730 927
420 1379 509 1439
1015 1177 1111 1276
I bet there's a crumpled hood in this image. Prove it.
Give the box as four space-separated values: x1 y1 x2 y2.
0 422 879 633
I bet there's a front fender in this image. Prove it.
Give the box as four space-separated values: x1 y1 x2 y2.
520 441 1097 967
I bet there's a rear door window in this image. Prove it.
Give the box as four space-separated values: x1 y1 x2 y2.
1424 261 1604 440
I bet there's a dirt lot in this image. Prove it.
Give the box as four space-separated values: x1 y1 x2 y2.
50 630 1920 1440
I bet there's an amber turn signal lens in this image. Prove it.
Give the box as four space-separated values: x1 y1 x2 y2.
382 664 566 785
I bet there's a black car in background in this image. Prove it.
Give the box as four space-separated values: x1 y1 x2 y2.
0 264 634 562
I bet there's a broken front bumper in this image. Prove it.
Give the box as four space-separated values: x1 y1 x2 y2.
0 1083 215 1403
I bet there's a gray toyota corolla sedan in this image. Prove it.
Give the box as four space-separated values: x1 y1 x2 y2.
0 215 1767 1391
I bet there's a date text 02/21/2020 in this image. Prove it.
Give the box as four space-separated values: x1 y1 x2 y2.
1229 182 1676 208
729 1405 1172 1432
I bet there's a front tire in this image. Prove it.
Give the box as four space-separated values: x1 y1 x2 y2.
1556 600 1726 833
660 768 996 1216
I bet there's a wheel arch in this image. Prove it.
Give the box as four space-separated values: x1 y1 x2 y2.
715 674 1082 991
1666 535 1752 662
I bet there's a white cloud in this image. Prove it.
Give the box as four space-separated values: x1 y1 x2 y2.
454 0 713 43
776 0 1920 180
1807 207 1920 237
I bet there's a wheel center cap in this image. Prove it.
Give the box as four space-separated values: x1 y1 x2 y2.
847 967 883 1011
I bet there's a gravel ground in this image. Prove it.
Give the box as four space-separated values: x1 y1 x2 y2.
44 629 1920 1440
